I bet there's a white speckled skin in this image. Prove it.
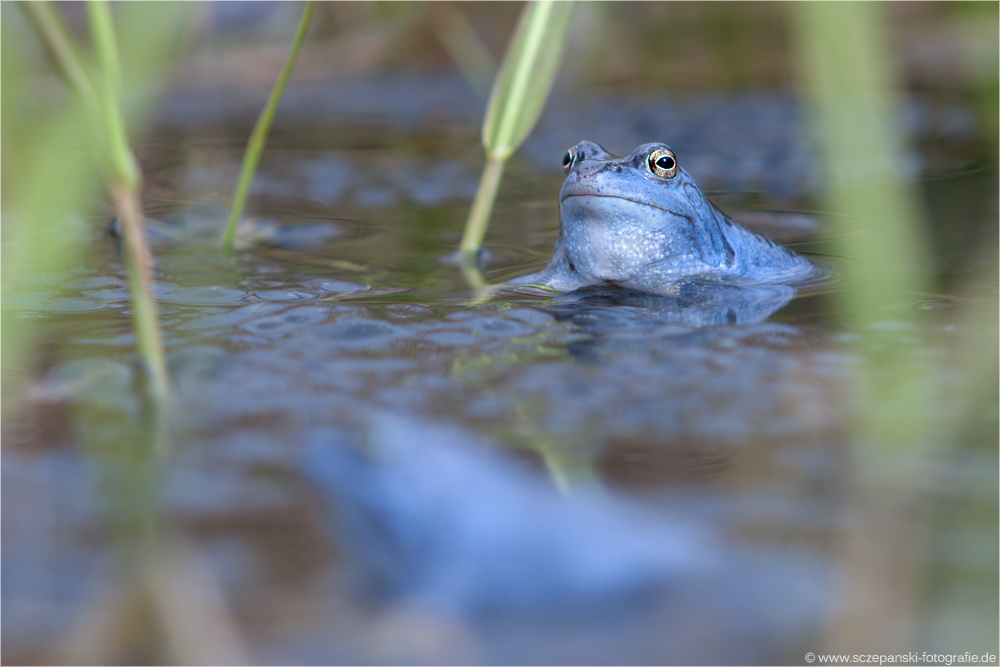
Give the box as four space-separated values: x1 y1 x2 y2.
513 141 819 294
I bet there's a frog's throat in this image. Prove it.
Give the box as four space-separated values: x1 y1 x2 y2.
560 193 690 220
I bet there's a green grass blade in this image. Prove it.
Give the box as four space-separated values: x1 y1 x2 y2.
87 0 169 399
483 0 575 159
789 4 946 653
20 0 172 400
459 0 575 260
459 153 507 258
791 2 929 319
86 0 140 190
111 183 170 400
791 1 931 449
222 0 315 255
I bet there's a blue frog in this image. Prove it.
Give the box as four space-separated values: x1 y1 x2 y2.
512 141 819 294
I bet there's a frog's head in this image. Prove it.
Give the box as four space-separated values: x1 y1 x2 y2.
557 141 717 283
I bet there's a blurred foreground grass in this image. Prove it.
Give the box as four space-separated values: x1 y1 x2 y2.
3 1 191 407
792 3 996 654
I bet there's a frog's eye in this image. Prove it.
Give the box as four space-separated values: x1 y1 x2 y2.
648 148 678 179
562 146 578 174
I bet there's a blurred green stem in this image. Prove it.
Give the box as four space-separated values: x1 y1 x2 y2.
222 0 315 255
790 3 936 655
112 183 170 400
792 2 930 448
21 0 170 400
87 0 140 189
792 3 929 321
88 0 169 400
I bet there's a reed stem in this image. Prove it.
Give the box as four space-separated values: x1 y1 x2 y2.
86 0 140 189
459 154 506 258
21 0 171 400
112 182 170 400
458 1 575 265
222 0 315 255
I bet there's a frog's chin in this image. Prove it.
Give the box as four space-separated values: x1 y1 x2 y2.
560 195 678 283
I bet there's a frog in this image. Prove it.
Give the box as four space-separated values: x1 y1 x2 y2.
510 141 820 295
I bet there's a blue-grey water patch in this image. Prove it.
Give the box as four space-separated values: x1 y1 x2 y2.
238 305 330 337
158 284 249 305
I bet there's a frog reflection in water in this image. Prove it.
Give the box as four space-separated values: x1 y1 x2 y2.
512 141 819 295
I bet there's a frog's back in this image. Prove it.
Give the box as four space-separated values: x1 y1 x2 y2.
707 206 819 286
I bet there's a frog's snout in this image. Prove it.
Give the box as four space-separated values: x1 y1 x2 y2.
597 162 624 174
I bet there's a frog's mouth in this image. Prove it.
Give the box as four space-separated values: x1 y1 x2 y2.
560 193 691 222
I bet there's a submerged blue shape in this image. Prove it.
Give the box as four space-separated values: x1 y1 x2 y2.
239 305 329 337
302 416 719 616
546 281 797 330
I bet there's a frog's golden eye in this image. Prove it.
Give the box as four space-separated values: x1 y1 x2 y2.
562 146 578 174
648 148 678 179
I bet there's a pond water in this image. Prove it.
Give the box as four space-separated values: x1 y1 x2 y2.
3 73 997 665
